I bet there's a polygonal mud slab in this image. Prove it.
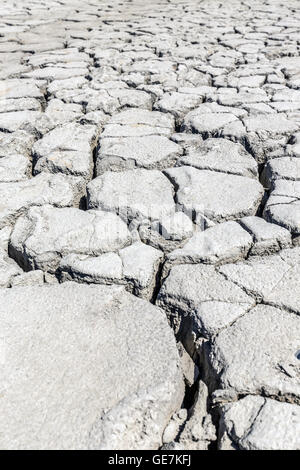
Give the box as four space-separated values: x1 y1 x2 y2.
177 138 258 178
0 79 43 100
87 169 175 223
218 246 300 313
154 91 203 123
96 135 182 174
204 304 300 402
239 216 292 256
22 99 83 135
101 109 175 138
262 157 300 188
0 173 85 228
59 241 163 300
219 395 300 450
0 110 43 132
182 103 246 136
242 116 299 163
9 205 131 273
0 154 31 183
0 248 22 287
139 211 195 254
0 283 184 449
157 263 254 348
32 122 97 181
183 112 239 137
165 166 264 223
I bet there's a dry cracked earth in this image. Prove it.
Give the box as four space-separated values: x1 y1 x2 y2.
0 0 300 451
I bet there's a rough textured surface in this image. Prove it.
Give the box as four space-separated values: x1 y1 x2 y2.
178 138 258 178
0 284 184 450
219 396 300 450
165 220 253 269
157 263 254 349
87 169 175 223
219 247 300 313
59 241 163 300
204 304 300 402
32 122 98 181
1 0 300 450
9 205 131 273
96 135 182 174
162 381 216 450
0 173 85 228
164 166 263 223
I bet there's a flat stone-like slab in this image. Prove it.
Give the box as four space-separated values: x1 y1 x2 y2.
165 166 264 223
243 116 298 136
166 221 253 268
205 304 300 402
0 79 43 99
157 264 254 346
0 110 42 132
166 217 291 268
101 109 175 138
219 247 300 314
0 130 35 161
239 215 292 255
178 138 258 178
96 135 182 174
0 154 31 182
34 99 83 135
182 103 246 136
2 0 300 451
32 122 97 181
219 395 300 450
9 205 131 273
59 241 163 300
0 283 184 449
0 97 41 113
140 211 194 253
263 180 300 236
155 91 203 123
87 169 175 223
262 157 300 188
0 173 84 228
183 112 239 136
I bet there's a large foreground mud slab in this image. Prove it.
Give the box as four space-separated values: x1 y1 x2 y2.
0 283 184 450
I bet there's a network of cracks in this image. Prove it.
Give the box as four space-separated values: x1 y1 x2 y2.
0 0 300 450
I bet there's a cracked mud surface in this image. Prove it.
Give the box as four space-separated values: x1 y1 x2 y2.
0 0 300 450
